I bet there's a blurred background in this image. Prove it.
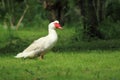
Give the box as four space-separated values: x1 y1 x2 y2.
0 0 120 53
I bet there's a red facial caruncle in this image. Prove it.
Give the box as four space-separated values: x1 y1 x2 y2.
54 22 63 29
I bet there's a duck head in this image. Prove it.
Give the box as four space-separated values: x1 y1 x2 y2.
49 20 62 30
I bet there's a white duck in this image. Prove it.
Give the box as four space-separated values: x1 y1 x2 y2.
15 20 62 59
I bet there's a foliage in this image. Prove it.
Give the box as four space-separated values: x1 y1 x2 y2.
106 0 120 21
0 0 120 53
23 0 47 27
0 25 18 49
0 51 120 80
1 26 120 54
99 19 120 39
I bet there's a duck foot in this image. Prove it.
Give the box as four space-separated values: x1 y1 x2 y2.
39 55 44 60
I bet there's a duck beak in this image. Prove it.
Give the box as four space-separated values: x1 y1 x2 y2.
57 26 63 29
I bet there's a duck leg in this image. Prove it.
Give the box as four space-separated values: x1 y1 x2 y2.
39 53 44 60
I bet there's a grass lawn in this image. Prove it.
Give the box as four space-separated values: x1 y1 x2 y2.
0 50 120 80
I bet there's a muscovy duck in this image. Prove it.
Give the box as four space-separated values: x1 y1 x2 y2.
15 20 62 59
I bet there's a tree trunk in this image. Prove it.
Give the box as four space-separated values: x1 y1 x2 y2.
42 0 68 25
78 0 103 39
98 0 105 23
16 5 29 30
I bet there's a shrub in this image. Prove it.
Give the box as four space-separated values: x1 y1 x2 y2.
99 18 120 39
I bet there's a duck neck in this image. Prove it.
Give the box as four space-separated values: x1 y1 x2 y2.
48 29 57 37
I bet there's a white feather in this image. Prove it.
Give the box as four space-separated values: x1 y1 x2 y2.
15 20 61 58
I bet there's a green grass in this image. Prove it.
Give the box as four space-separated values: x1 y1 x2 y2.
0 51 120 80
0 24 120 80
